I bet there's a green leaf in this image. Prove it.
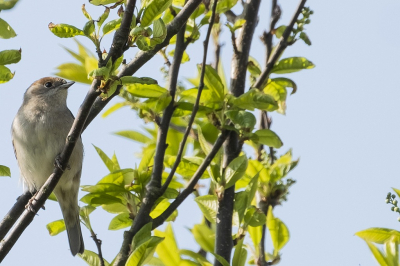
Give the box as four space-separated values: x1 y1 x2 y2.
0 65 14 83
79 205 96 231
299 32 312 45
0 49 21 65
253 129 283 148
126 83 168 98
55 63 90 84
108 212 132 230
120 76 158 85
46 219 66 236
232 238 247 266
152 18 167 44
356 228 400 244
154 223 181 266
0 18 16 39
98 168 135 186
80 193 123 206
274 25 286 38
247 57 261 76
89 0 120 5
234 191 248 224
224 155 248 188
141 0 172 27
168 49 190 64
0 165 11 177
136 35 153 51
201 64 225 100
271 57 315 74
102 18 122 35
248 224 262 248
114 130 152 144
83 20 95 36
126 237 164 266
233 88 278 112
392 188 400 199
48 23 84 38
180 249 211 265
197 126 212 156
244 206 266 227
81 4 92 20
78 250 110 266
93 145 119 172
267 206 289 254
139 144 156 172
211 253 230 266
192 224 215 253
216 0 238 13
225 110 256 130
82 183 127 193
365 241 389 266
48 192 58 201
102 102 130 118
0 0 19 10
97 7 110 28
132 222 152 250
194 195 218 223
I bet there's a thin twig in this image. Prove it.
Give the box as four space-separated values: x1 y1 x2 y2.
253 0 307 90
152 131 229 228
160 0 219 193
90 229 105 266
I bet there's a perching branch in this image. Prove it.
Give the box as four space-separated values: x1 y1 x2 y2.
90 229 105 266
0 1 138 260
253 0 307 90
215 1 261 265
161 0 219 193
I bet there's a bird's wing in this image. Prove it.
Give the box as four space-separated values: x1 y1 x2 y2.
11 127 17 160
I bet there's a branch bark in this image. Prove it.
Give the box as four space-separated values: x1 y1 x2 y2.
214 1 261 265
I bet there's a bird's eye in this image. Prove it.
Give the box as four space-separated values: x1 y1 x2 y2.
44 82 52 88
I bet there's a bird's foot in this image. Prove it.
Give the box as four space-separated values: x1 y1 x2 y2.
54 154 71 171
25 192 38 213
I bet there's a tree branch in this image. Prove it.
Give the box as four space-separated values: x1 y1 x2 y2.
161 0 218 193
152 131 229 228
253 0 307 90
0 1 138 260
215 1 261 265
90 229 105 266
84 0 203 128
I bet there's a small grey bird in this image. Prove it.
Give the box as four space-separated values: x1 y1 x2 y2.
11 77 84 255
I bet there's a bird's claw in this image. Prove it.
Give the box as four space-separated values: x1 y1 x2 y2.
54 155 71 171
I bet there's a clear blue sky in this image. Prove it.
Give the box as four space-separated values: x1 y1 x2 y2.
1 0 400 265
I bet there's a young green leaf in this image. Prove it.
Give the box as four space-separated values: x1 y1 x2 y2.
0 18 16 39
272 57 315 74
81 4 92 20
232 238 247 266
267 206 289 254
224 155 248 188
200 64 225 100
93 145 119 172
233 89 278 112
83 20 95 36
356 228 400 244
55 63 90 84
120 76 158 85
300 32 312 45
141 0 172 27
0 49 21 65
191 224 215 253
108 212 132 230
0 165 11 177
132 222 153 250
253 129 283 148
78 250 110 266
114 130 152 144
216 0 238 13
197 126 212 156
136 35 152 51
48 23 84 38
102 18 122 35
0 0 19 10
234 191 248 224
0 65 14 83
274 25 286 38
97 7 110 28
46 219 66 236
89 0 120 5
225 110 257 130
126 237 164 266
154 223 181 266
248 224 262 248
244 206 266 227
126 83 168 98
194 195 218 223
152 18 167 44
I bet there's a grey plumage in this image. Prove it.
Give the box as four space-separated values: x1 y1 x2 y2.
12 77 84 255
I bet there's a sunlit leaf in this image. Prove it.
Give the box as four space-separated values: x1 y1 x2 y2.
46 219 66 236
356 228 400 244
225 110 256 130
232 238 247 266
0 49 21 65
114 130 152 144
267 206 289 254
108 212 132 230
224 155 248 189
48 23 84 38
126 83 168 98
0 18 16 39
93 145 119 172
102 18 122 35
216 0 238 13
252 129 283 149
141 0 172 27
0 165 11 176
154 223 181 266
194 195 218 223
0 0 19 10
0 65 14 83
192 224 215 253
271 57 315 74
126 236 164 266
78 250 110 266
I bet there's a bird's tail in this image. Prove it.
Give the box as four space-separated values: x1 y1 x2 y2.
56 190 84 256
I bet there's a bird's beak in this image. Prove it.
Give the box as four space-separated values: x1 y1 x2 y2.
59 81 75 89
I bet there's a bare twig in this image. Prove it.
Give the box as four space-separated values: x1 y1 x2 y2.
253 0 307 90
90 229 105 266
161 0 219 193
215 1 261 265
152 131 229 228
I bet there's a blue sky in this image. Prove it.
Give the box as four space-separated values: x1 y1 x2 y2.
1 0 400 265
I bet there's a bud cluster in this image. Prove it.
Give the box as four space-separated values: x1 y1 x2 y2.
386 192 400 222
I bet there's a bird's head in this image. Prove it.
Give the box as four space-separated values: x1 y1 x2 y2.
24 77 75 105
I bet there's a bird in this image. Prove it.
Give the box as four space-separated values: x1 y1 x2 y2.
11 77 84 255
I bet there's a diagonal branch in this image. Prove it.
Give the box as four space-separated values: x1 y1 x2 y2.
253 0 307 90
0 0 138 260
161 0 219 194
